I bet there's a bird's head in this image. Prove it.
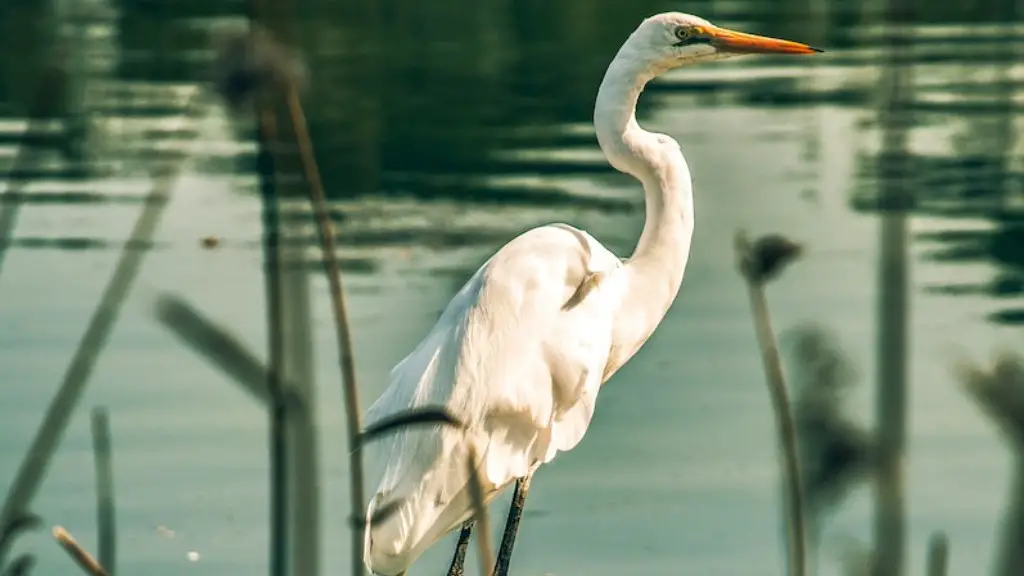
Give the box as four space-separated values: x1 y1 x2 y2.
625 12 821 72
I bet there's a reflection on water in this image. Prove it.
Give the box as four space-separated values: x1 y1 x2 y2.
0 0 1023 574
0 0 1021 318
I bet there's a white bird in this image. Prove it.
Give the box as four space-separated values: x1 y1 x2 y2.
362 12 820 576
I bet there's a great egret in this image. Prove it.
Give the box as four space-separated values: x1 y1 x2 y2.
362 12 820 576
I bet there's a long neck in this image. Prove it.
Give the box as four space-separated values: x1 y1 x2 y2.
594 48 695 347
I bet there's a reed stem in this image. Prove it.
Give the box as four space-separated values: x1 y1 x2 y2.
736 232 808 576
90 408 116 575
52 526 108 576
925 532 948 576
256 107 289 576
284 84 366 574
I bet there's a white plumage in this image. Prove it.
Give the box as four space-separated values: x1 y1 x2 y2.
361 11 819 576
364 224 629 574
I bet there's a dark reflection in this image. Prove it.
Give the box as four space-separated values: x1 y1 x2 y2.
1 237 163 251
846 0 1024 324
0 0 1022 317
0 191 153 205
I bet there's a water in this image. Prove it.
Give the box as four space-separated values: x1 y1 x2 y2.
0 0 1022 574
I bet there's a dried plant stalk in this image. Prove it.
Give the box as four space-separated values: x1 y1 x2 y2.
0 512 41 567
283 83 366 574
735 231 808 576
52 526 108 576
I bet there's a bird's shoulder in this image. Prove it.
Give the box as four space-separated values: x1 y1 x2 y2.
368 223 622 419
477 223 623 309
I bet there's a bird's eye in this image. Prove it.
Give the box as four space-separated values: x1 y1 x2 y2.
674 26 692 43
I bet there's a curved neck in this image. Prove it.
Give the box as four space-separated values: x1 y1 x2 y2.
595 49 694 281
593 47 696 364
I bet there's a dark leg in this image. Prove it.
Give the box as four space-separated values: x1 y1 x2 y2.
492 473 533 576
446 520 475 576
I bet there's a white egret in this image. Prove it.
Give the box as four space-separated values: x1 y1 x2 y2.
362 12 820 576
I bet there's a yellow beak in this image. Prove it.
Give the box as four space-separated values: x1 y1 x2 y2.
706 26 822 55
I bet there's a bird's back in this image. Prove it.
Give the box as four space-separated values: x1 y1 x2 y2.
363 223 626 575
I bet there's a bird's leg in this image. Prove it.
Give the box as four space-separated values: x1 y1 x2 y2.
492 472 533 576
445 520 475 576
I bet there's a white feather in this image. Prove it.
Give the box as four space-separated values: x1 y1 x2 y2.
363 223 626 575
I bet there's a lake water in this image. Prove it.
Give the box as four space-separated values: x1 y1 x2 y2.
1 0 1023 574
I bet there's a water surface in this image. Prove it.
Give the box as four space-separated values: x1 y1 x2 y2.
0 0 1022 574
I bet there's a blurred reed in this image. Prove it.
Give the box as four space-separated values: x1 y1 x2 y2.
212 12 367 571
214 6 321 572
958 353 1024 576
926 532 949 576
255 69 290 576
0 512 40 576
155 294 279 406
90 409 116 575
782 324 873 560
735 231 808 576
204 19 505 576
286 78 369 576
0 554 34 576
872 0 915 569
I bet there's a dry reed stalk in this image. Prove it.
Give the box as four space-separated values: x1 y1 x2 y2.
90 409 116 574
735 231 808 576
52 526 108 576
211 13 359 571
283 83 367 574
